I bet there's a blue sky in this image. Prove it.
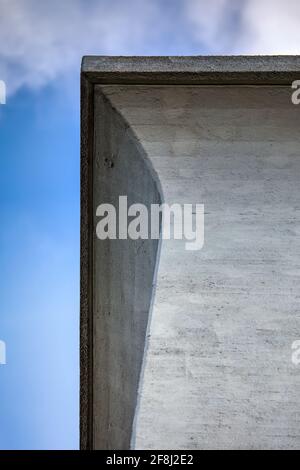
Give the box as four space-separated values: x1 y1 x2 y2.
0 0 299 450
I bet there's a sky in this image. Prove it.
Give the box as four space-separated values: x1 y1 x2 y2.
0 0 300 450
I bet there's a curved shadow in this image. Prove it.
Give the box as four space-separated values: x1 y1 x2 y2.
92 90 163 449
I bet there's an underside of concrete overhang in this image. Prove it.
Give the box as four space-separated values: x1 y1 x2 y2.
81 56 300 450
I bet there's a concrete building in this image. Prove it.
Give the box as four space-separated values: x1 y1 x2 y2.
81 56 300 450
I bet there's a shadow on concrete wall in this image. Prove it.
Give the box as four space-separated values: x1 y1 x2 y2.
92 89 162 449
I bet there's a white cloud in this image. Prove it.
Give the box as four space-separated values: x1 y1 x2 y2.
1 0 300 96
0 0 159 95
185 0 300 54
184 0 243 53
239 0 300 54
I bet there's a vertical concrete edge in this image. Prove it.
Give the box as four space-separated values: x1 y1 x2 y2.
80 71 94 450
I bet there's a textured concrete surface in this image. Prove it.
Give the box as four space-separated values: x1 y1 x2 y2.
82 56 300 85
92 91 161 449
96 84 300 450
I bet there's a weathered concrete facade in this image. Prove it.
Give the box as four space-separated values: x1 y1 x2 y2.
92 91 161 449
81 57 300 450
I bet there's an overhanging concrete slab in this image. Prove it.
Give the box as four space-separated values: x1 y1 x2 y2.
82 55 300 84
81 56 300 450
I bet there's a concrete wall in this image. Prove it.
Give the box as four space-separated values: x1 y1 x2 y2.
92 90 161 449
96 84 300 450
